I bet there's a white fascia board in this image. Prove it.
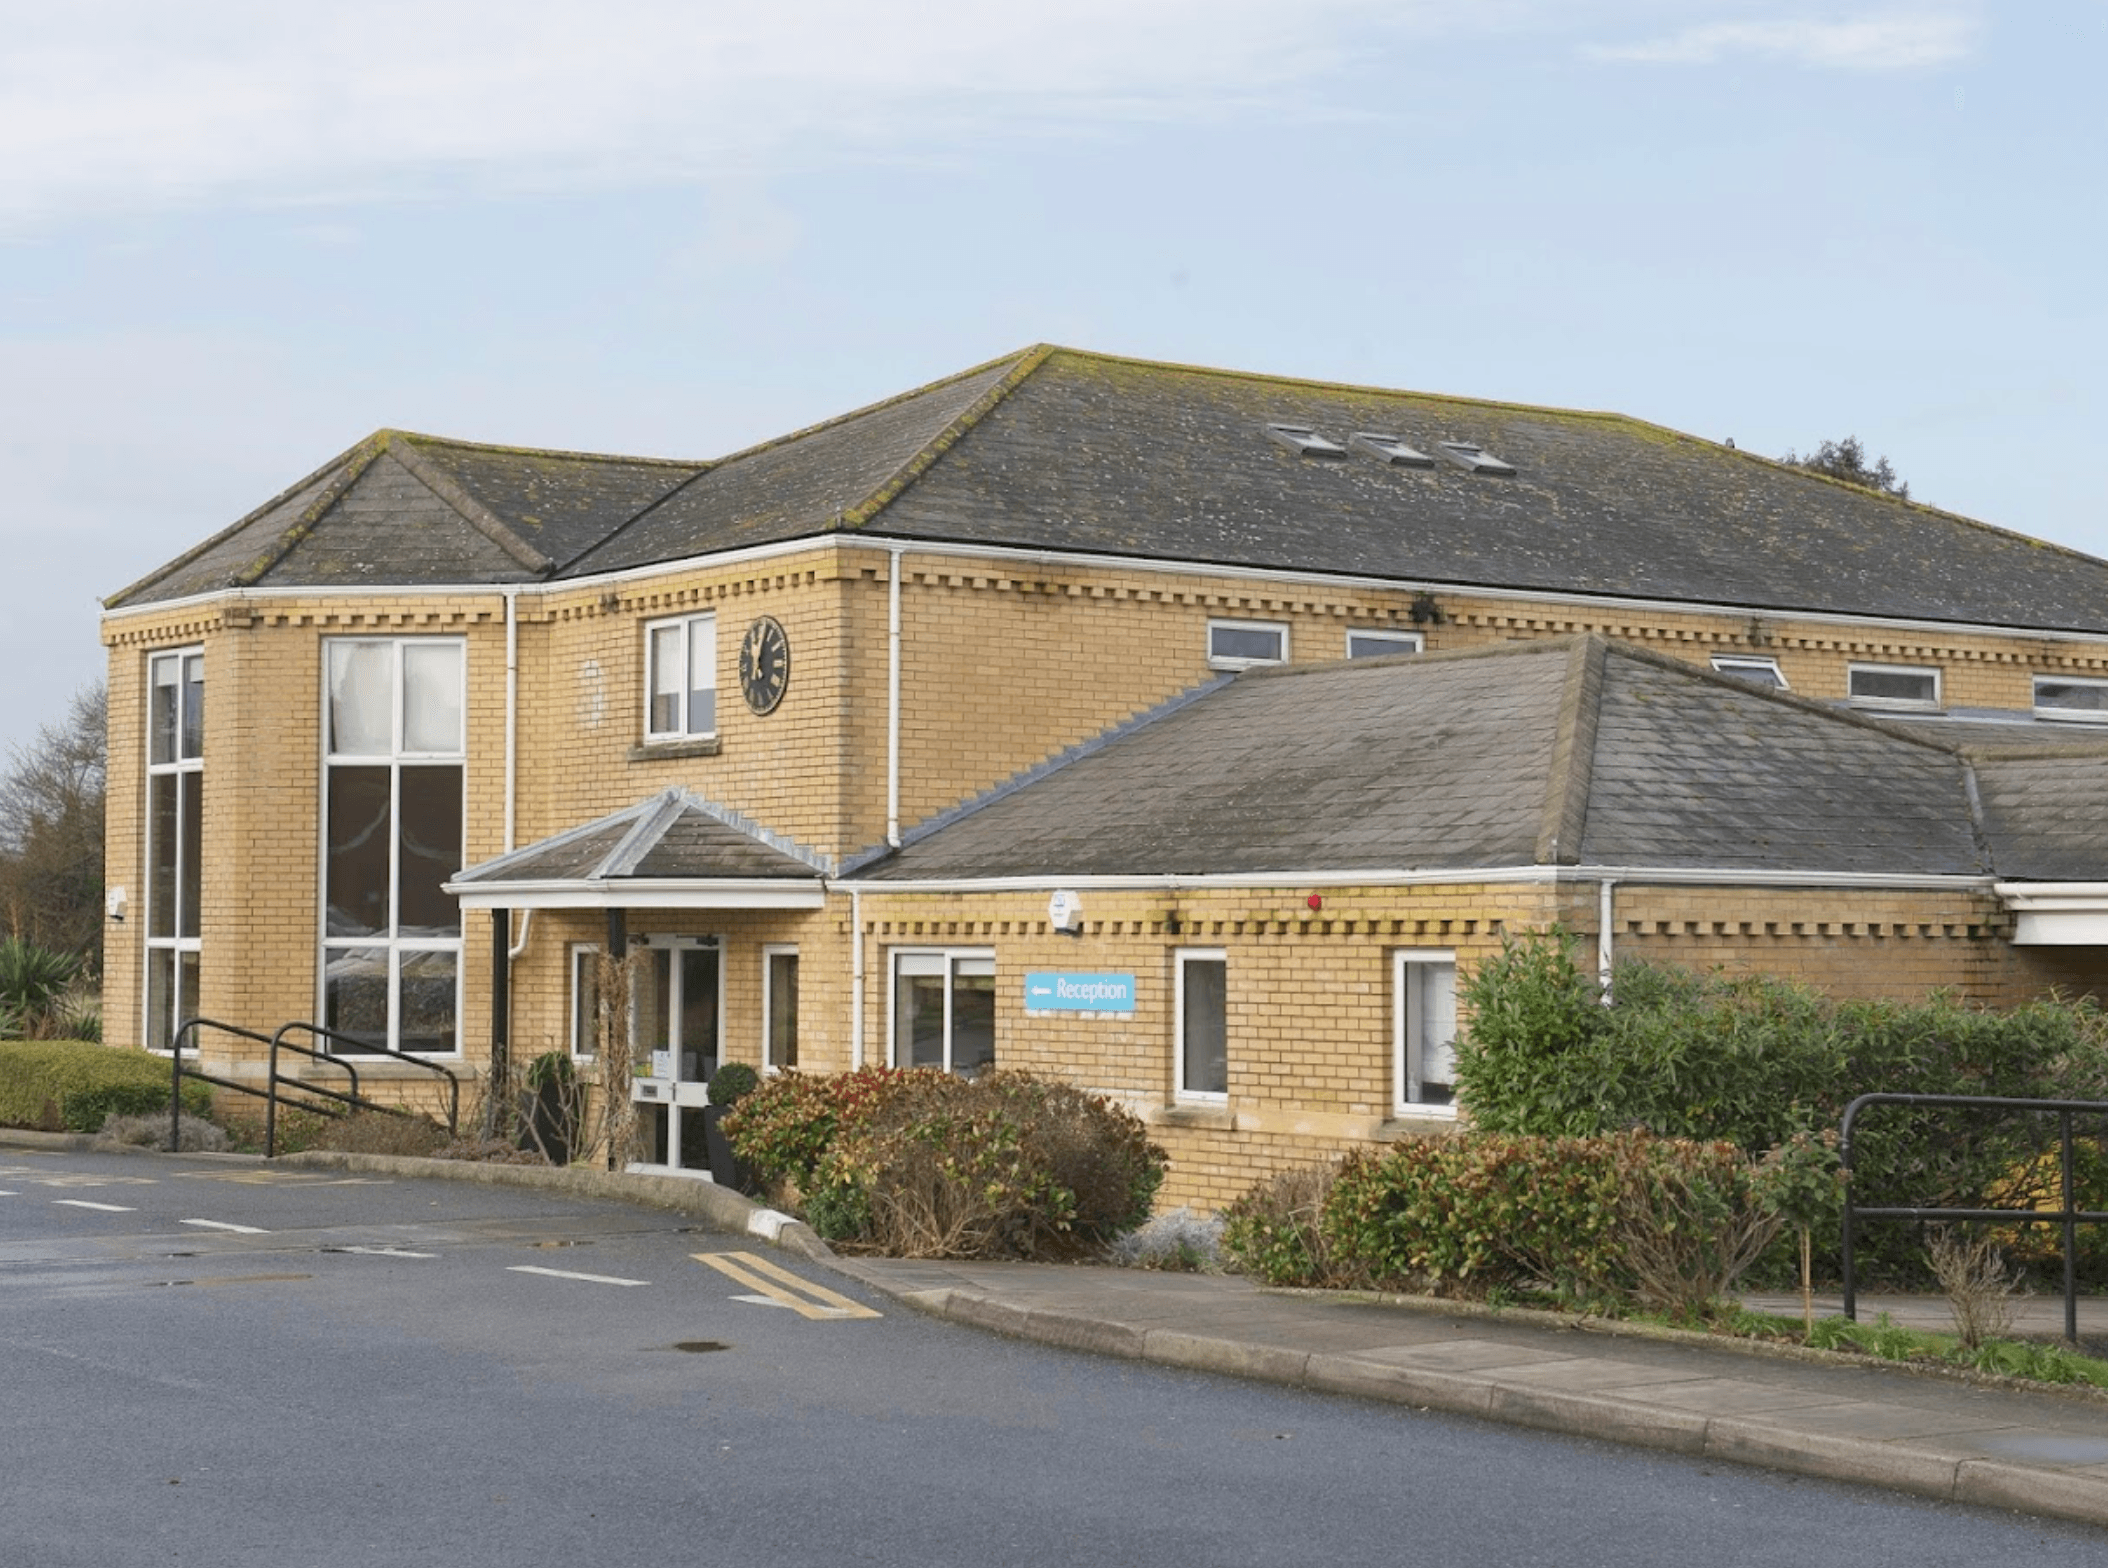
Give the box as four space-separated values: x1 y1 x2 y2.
447 878 826 912
1994 883 2108 945
834 866 1997 896
102 532 2108 652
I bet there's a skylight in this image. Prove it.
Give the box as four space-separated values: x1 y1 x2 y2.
1349 432 1435 468
1438 441 1516 477
1265 423 1347 458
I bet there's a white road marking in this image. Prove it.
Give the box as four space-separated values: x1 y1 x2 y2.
508 1265 649 1287
0 1189 16 1196
179 1218 269 1234
337 1246 435 1258
53 1200 135 1212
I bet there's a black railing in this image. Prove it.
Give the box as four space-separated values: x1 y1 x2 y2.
267 1023 459 1157
1840 1091 2108 1345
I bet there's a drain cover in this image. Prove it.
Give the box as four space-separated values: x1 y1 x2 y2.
671 1340 729 1354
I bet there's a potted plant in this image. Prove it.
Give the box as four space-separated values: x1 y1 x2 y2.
704 1062 760 1190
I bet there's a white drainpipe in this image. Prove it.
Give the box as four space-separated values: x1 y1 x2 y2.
1598 877 1617 1001
850 887 865 1070
887 547 905 848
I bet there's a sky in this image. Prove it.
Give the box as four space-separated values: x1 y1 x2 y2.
2 0 2104 751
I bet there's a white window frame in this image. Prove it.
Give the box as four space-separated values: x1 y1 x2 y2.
319 636 466 1058
1207 618 1289 670
629 933 724 1079
568 942 601 1061
2033 675 2108 724
1346 628 1425 660
143 647 205 1054
888 947 996 1075
762 943 799 1072
643 611 718 742
1393 950 1459 1117
1847 662 1941 711
1710 655 1788 690
1175 948 1229 1103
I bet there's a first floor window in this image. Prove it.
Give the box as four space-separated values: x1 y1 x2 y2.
1847 662 1939 710
1176 949 1228 1100
2034 675 2108 722
1208 619 1288 669
1394 951 1458 1113
145 648 204 1051
1346 629 1423 660
764 946 799 1070
645 612 716 740
892 949 994 1074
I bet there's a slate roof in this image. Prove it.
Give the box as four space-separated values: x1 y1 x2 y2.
1969 749 2108 882
107 347 2108 636
447 789 825 893
858 636 2031 883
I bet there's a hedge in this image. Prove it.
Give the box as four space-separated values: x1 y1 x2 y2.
0 1040 211 1133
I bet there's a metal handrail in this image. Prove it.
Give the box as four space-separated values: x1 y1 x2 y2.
268 1022 460 1156
1840 1091 2108 1345
169 1017 285 1151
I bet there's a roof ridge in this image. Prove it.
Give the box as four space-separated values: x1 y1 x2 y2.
101 432 386 608
388 438 556 575
675 790 834 875
393 429 708 469
602 788 691 877
836 345 1056 528
1539 634 1605 866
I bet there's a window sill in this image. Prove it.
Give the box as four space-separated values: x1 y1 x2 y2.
1375 1109 1459 1138
630 736 721 762
1155 1102 1235 1131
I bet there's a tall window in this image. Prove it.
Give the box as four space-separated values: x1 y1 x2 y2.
645 612 716 740
764 945 799 1070
145 649 204 1051
323 639 464 1054
1394 951 1458 1113
569 944 601 1061
1176 950 1228 1100
892 950 994 1074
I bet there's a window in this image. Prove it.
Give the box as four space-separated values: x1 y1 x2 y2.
891 949 994 1074
764 945 799 1070
1349 432 1434 468
634 937 720 1085
1176 950 1228 1101
1347 628 1424 660
1437 442 1516 477
144 649 204 1052
1394 952 1458 1114
569 944 601 1060
1847 663 1940 711
644 612 717 741
322 639 464 1055
1711 655 1788 689
2034 676 2108 723
1208 619 1288 669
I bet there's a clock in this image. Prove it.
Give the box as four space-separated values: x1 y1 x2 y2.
738 616 790 715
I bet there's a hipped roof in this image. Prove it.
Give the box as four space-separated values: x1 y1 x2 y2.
107 347 2108 636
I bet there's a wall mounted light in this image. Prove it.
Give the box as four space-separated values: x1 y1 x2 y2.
106 886 127 923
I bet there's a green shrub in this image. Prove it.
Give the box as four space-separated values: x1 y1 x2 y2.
0 1040 209 1131
1221 1162 1358 1287
0 939 81 1040
729 1068 1166 1259
707 1061 760 1111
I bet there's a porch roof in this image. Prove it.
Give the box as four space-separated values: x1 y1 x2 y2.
445 789 827 911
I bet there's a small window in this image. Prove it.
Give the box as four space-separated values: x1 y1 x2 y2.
644 613 717 741
1848 663 1940 711
2034 676 2108 723
1394 952 1458 1114
1711 655 1788 690
1264 423 1347 458
764 945 799 1070
1347 629 1424 660
1176 950 1228 1101
1208 619 1288 669
1437 441 1516 477
1350 432 1434 468
892 949 995 1075
569 944 601 1061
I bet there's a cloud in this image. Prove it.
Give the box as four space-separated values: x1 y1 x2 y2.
1582 10 1978 71
0 0 1414 229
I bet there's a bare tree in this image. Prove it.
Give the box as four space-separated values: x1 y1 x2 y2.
1781 435 1910 500
0 682 107 967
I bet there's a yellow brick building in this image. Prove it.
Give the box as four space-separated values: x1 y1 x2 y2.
101 346 2108 1207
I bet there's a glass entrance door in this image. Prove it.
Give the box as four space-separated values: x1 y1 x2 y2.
630 938 720 1174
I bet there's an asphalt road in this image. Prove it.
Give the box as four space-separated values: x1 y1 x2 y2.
2 1147 2101 1567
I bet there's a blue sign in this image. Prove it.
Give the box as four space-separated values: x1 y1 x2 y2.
1025 972 1136 1014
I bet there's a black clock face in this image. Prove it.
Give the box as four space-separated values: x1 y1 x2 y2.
739 616 790 715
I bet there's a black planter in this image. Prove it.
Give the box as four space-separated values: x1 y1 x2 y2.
701 1103 747 1191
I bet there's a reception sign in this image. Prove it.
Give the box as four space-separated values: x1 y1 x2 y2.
1024 971 1136 1015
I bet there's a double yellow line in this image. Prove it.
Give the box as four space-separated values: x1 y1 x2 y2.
693 1251 881 1320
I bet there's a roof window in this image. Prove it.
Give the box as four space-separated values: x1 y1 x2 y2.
1349 432 1435 468
1710 655 1788 690
2034 675 2108 723
1265 423 1347 459
1438 441 1516 477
